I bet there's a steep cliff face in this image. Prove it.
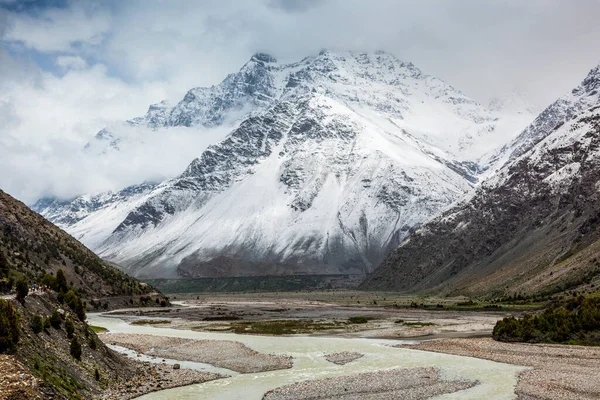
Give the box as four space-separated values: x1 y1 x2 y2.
34 51 530 279
362 103 600 297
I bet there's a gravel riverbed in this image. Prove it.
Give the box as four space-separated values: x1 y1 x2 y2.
262 367 476 400
323 351 363 365
99 333 293 373
402 338 600 400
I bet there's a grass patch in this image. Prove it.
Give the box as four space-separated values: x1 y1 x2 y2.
88 325 108 333
347 316 374 324
229 320 342 335
403 321 436 327
130 319 171 325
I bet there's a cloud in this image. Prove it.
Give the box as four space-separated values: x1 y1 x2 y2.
2 0 600 204
3 1 110 53
56 55 87 70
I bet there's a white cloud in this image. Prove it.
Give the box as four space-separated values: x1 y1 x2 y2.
56 55 87 70
2 0 600 204
3 3 111 53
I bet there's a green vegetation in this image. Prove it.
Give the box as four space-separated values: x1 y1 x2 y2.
49 309 62 329
69 336 82 360
0 299 20 353
15 277 29 303
225 320 343 335
348 316 373 324
88 325 108 333
63 290 85 322
130 319 171 325
493 296 600 345
65 318 75 339
402 321 436 327
31 314 43 334
0 251 8 277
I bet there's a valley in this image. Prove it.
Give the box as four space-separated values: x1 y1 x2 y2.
3 3 600 398
85 294 600 399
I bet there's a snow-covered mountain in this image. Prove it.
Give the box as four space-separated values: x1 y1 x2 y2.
482 65 600 172
34 51 531 279
362 63 600 296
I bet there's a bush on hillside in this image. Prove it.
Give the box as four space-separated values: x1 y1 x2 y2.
0 299 20 353
70 336 81 360
15 278 28 303
493 296 600 345
64 290 86 322
49 310 62 329
31 314 43 334
65 318 75 339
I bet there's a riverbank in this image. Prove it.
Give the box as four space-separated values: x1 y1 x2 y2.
401 338 600 400
101 361 223 400
108 295 507 340
99 333 293 373
262 367 476 400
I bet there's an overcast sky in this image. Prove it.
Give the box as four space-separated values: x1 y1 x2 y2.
2 0 600 204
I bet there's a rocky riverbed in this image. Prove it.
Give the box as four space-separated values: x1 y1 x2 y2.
99 333 293 373
323 351 363 365
402 338 600 400
101 362 223 400
262 367 476 400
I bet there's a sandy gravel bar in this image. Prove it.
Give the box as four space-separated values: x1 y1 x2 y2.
101 362 223 400
324 351 363 365
262 367 476 400
402 338 600 400
99 333 293 373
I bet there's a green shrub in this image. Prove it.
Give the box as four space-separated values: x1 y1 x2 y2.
493 296 600 345
49 310 62 329
55 268 68 293
70 336 81 360
65 318 75 339
0 299 20 353
15 278 28 303
43 317 51 331
64 290 85 321
0 251 9 278
31 314 43 334
348 316 372 324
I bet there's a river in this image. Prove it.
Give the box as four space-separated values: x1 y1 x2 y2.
88 312 525 400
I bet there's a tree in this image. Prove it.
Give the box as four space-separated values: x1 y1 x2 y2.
0 251 9 278
55 269 68 293
64 290 86 321
31 315 43 334
49 310 61 329
65 318 75 339
15 278 29 303
94 368 100 381
70 336 82 360
0 299 20 353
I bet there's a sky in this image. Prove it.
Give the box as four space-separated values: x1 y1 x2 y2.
2 0 600 204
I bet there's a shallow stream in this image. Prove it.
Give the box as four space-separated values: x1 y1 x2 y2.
88 312 524 400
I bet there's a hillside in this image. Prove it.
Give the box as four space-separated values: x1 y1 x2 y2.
0 189 213 399
0 188 163 308
361 99 600 298
34 51 532 279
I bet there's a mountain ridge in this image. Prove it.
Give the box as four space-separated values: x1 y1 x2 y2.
34 51 533 280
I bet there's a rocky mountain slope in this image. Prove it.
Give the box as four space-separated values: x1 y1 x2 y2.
361 65 600 297
0 188 162 305
34 51 531 279
482 65 600 172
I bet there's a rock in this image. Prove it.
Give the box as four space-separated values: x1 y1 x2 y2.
173 364 181 370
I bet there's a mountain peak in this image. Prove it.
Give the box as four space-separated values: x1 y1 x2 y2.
251 52 278 63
